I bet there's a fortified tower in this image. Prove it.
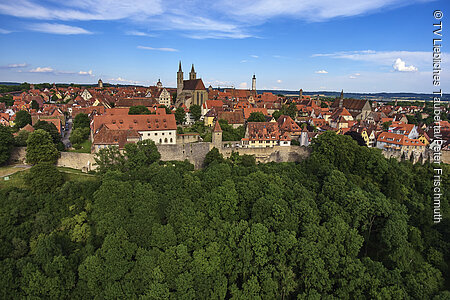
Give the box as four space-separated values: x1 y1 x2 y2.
212 120 223 149
177 61 184 96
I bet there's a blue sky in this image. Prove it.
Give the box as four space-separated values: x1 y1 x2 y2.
0 0 448 93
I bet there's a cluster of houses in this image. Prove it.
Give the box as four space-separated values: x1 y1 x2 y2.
1 66 449 161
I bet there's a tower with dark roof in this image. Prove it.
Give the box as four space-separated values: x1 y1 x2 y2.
339 89 344 108
212 120 222 149
177 61 183 96
189 64 196 80
252 74 256 91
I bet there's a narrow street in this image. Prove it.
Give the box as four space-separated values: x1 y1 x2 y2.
62 117 73 149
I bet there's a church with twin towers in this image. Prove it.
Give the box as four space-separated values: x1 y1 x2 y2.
175 61 256 108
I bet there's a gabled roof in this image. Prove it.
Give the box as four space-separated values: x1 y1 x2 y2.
243 107 268 119
217 110 244 124
93 125 140 149
93 112 177 133
277 115 301 134
331 98 369 111
183 79 206 91
377 132 424 146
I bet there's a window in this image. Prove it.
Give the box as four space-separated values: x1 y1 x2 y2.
164 138 168 143
159 138 162 143
154 133 157 136
170 138 173 143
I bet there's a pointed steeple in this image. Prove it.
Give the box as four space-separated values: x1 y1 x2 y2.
339 89 344 108
189 64 196 80
178 61 182 72
213 120 222 132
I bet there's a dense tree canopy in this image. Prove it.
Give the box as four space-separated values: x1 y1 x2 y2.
73 113 90 130
33 120 64 151
247 112 266 122
26 129 59 164
128 105 151 115
0 125 14 165
69 127 90 146
0 132 448 298
14 110 32 129
175 107 186 124
189 104 202 121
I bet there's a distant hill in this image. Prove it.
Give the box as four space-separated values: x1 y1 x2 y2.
1 82 448 101
259 90 450 102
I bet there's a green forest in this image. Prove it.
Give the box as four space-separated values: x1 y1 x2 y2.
0 132 449 299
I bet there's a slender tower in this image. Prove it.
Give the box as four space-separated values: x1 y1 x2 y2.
177 61 183 96
299 88 303 100
339 89 344 108
252 74 256 91
189 64 196 80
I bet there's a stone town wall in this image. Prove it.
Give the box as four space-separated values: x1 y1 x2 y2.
9 147 96 172
14 144 446 172
219 145 311 164
57 152 96 171
157 143 211 169
442 150 450 164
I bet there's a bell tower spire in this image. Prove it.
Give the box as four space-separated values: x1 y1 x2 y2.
177 61 184 96
189 64 196 80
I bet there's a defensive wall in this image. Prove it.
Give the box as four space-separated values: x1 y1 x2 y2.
9 145 449 172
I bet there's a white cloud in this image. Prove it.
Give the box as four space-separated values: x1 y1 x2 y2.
354 73 361 76
137 45 178 52
392 58 418 72
30 67 54 73
2 63 28 68
315 70 328 74
110 77 141 84
0 0 429 40
78 70 93 76
28 23 92 34
277 79 282 83
126 31 157 37
349 75 357 79
0 0 163 21
220 0 425 22
240 60 248 63
251 55 259 58
0 28 12 34
312 50 430 67
239 82 248 88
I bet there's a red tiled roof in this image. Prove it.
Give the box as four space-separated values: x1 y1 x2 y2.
377 132 424 146
93 113 176 133
217 110 244 125
243 107 268 119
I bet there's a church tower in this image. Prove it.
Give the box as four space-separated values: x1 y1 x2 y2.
189 64 196 80
98 79 103 88
177 61 184 96
299 88 303 100
252 74 256 91
339 89 344 108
